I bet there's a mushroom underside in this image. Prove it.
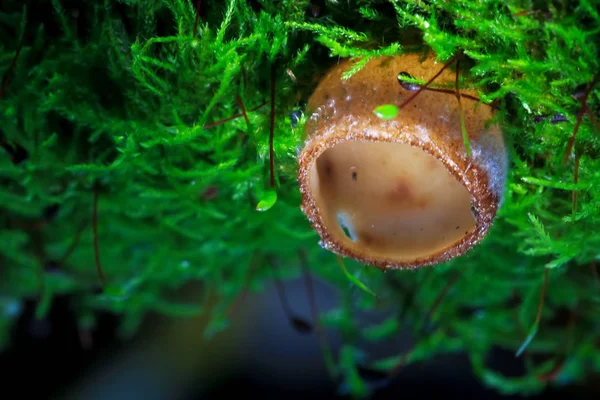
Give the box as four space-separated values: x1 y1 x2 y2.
309 140 476 261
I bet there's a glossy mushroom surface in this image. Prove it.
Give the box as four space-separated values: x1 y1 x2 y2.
297 53 507 269
310 140 476 260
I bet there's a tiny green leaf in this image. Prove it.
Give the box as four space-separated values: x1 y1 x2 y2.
373 104 399 119
256 189 277 211
336 257 376 297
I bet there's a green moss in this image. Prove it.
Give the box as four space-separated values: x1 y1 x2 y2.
1 0 599 397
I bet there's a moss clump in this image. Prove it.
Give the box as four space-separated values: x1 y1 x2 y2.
1 0 599 397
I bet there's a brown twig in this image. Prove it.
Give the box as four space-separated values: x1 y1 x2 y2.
202 101 267 129
398 72 491 107
271 258 295 320
397 51 464 111
236 95 250 127
562 74 600 166
58 220 88 265
422 272 462 329
192 0 202 38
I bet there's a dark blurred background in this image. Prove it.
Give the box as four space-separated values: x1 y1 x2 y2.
1 274 598 400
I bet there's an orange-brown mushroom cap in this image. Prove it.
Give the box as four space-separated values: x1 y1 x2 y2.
297 53 508 270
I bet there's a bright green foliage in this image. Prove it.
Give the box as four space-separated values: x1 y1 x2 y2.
373 104 399 120
256 189 278 211
1 0 600 397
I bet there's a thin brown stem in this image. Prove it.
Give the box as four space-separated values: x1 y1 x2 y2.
236 95 250 127
202 101 267 129
398 72 489 106
426 87 485 104
59 220 88 265
192 0 202 38
271 259 294 319
584 105 600 132
397 51 464 111
422 272 461 329
270 257 313 334
562 74 599 166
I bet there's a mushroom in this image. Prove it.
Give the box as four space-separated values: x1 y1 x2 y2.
297 52 508 270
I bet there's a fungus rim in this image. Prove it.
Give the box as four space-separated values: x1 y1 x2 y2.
298 130 500 270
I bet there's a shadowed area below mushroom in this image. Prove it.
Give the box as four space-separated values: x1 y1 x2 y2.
309 140 476 261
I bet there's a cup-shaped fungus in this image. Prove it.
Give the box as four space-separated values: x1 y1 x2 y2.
297 52 507 270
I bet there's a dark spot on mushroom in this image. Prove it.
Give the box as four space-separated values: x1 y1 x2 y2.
324 159 333 177
465 231 468 235
388 179 430 209
456 226 460 230
359 232 374 246
426 156 439 171
388 180 412 202
352 171 357 181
